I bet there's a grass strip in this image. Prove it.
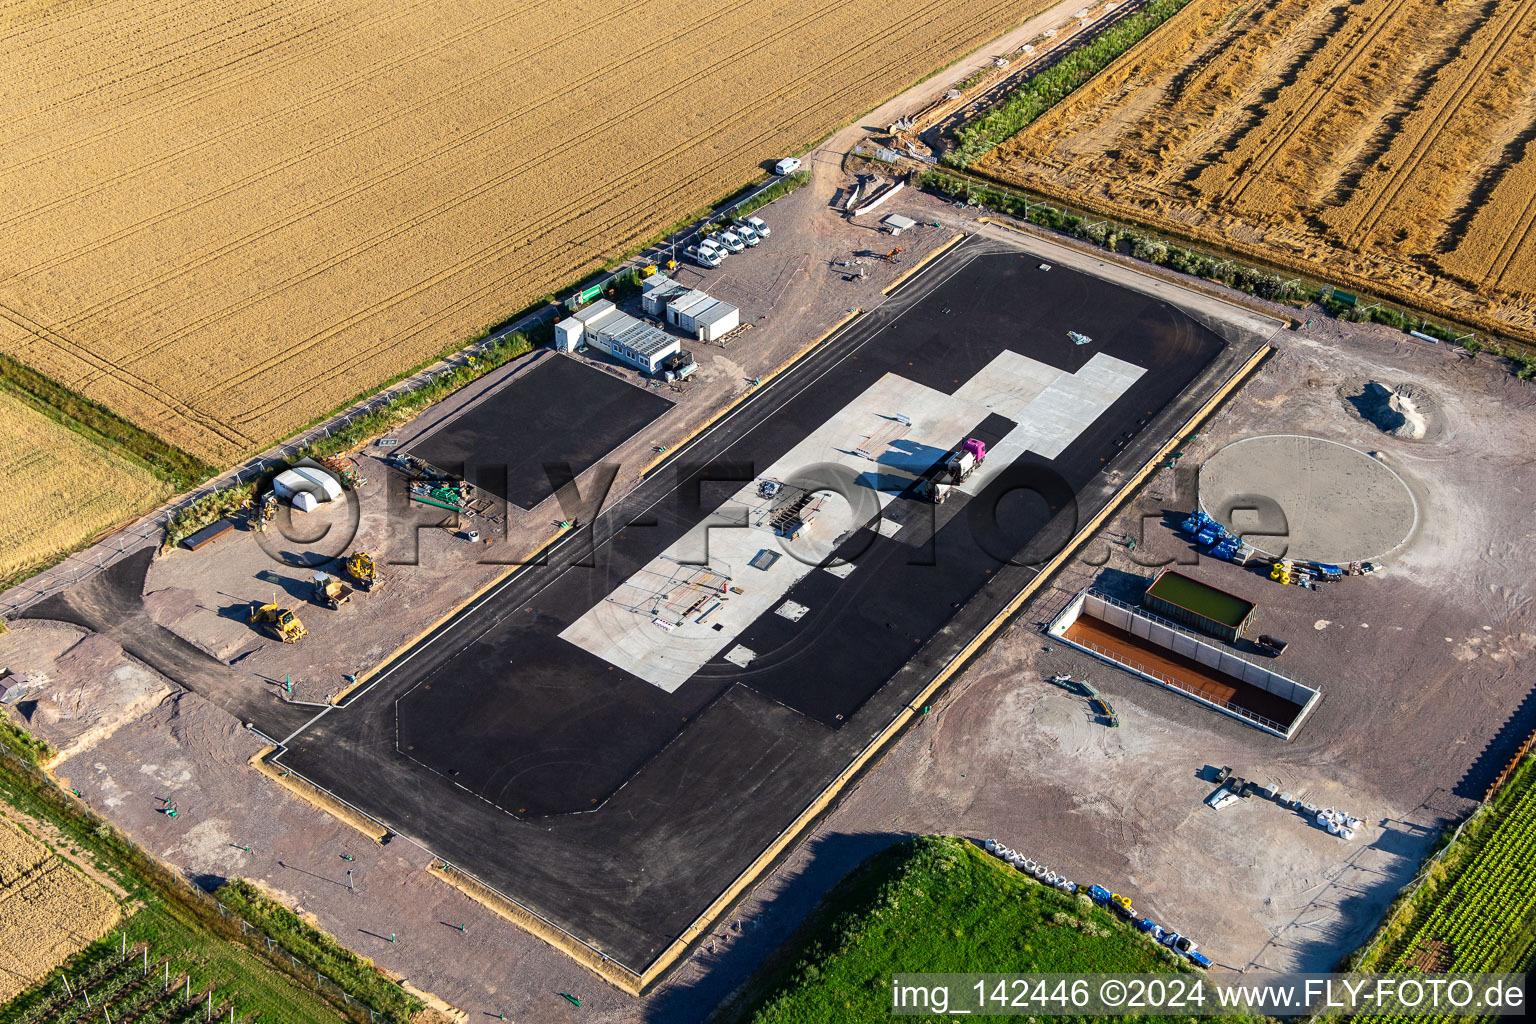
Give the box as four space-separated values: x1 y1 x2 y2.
947 0 1198 167
0 353 215 490
0 717 54 765
733 171 809 219
217 880 418 1019
0 903 347 1024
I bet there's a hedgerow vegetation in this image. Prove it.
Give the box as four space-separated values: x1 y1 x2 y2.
947 0 1196 167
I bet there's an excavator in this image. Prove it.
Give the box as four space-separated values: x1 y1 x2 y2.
251 491 279 532
344 551 380 591
249 602 307 643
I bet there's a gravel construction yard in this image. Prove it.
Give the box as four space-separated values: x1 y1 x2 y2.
4 184 1536 1022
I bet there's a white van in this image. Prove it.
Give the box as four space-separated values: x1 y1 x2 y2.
714 230 746 253
774 157 802 176
738 214 770 238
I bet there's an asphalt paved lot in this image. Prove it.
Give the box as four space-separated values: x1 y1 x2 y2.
407 354 673 510
271 238 1240 971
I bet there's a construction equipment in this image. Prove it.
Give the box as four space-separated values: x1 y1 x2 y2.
1256 634 1289 657
409 479 470 511
344 552 380 591
321 454 366 490
883 246 904 262
1109 893 1136 920
311 572 354 610
768 488 821 539
249 603 307 643
918 438 987 503
252 491 279 532
1179 510 1248 564
1161 932 1210 969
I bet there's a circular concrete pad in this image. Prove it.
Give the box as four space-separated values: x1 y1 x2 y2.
1198 434 1417 563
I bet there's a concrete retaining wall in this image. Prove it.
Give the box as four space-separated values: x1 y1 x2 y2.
1049 590 1321 738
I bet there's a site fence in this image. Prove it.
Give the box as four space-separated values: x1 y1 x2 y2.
0 741 407 1024
0 167 808 623
1044 589 1296 733
1062 633 1289 735
0 308 555 621
207 901 401 1024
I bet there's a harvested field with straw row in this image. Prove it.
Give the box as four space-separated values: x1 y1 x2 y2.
0 816 122 1002
0 391 171 586
976 0 1536 343
0 0 1050 463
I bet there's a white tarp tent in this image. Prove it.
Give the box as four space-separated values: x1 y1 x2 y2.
291 490 318 513
291 463 344 502
272 464 342 507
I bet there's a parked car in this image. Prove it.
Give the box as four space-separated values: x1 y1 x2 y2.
733 222 761 245
774 157 802 176
685 245 721 268
714 230 746 253
697 237 729 261
738 214 770 237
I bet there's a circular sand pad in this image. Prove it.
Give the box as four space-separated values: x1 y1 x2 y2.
1198 435 1417 563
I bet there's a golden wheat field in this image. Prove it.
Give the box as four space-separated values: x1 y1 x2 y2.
0 391 171 585
0 0 1049 464
0 816 122 1001
978 0 1536 342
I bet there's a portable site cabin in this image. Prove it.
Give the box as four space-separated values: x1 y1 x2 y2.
0 670 31 706
664 290 710 329
691 300 739 342
666 290 739 342
556 299 680 374
640 274 688 316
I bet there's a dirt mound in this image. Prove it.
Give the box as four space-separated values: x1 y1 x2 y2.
1342 380 1444 441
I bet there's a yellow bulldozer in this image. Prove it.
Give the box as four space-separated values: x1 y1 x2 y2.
249 602 307 643
344 551 379 591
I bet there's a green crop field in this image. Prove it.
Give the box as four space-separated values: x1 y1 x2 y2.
1351 756 1536 1011
720 835 1264 1024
